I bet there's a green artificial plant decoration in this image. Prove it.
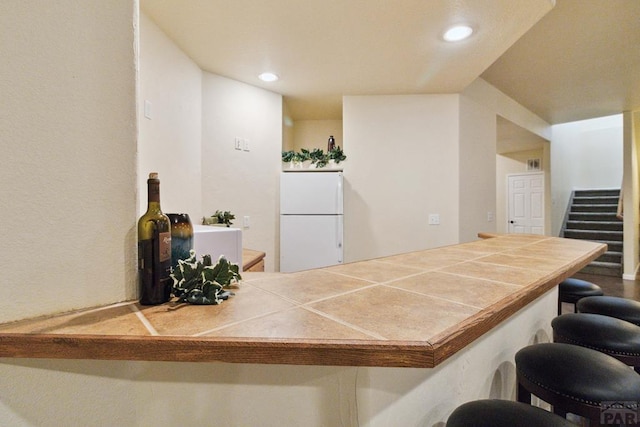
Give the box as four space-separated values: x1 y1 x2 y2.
281 150 296 163
327 146 346 163
170 250 242 305
202 210 235 227
281 147 347 167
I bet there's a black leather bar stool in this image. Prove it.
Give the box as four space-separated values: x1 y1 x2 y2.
577 295 640 326
557 277 603 314
552 313 640 372
516 343 640 424
446 399 574 427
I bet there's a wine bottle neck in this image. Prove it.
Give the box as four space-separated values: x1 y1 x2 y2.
147 180 162 210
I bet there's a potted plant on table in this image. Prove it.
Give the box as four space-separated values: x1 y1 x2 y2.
170 250 241 305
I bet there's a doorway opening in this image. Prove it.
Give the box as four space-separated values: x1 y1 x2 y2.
496 116 550 234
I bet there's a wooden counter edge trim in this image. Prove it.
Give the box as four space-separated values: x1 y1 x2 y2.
429 241 607 366
0 240 606 369
477 232 499 239
0 335 435 368
243 249 265 271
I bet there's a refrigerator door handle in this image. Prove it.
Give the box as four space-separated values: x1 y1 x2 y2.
336 175 343 214
337 216 343 263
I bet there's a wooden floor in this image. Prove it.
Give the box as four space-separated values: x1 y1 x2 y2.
572 272 640 301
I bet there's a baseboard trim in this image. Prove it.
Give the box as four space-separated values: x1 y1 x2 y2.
623 273 638 280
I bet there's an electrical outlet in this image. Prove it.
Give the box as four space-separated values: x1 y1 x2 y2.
243 215 250 228
428 214 440 225
487 211 494 222
243 138 250 151
234 137 242 150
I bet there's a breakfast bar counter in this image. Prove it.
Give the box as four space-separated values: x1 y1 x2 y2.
0 234 605 368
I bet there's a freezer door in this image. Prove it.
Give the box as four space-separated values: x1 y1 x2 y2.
280 172 343 215
280 215 343 273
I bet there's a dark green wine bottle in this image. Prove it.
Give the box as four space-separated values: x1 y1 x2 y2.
138 172 172 305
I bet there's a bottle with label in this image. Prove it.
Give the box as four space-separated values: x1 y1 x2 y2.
166 213 193 270
138 172 172 305
327 135 336 152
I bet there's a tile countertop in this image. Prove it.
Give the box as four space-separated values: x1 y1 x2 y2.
0 234 605 368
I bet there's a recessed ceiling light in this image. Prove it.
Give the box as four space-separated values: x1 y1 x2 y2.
258 72 279 82
443 25 473 42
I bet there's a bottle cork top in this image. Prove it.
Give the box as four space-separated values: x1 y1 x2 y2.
149 172 158 179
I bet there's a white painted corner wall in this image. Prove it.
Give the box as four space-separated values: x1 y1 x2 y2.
139 14 282 271
200 73 282 272
342 95 461 262
622 111 640 279
138 13 203 219
291 119 343 152
0 0 138 323
550 114 623 236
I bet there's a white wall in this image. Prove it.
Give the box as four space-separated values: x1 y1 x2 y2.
550 114 623 235
343 95 460 262
140 15 282 272
201 73 282 271
461 79 552 237
138 13 202 217
282 102 295 152
459 94 498 241
291 120 343 152
0 0 138 323
622 111 640 279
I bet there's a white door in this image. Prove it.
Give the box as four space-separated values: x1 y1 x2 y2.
507 173 545 235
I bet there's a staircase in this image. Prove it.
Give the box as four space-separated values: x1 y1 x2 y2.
560 189 623 277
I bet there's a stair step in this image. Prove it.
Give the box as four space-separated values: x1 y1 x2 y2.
563 189 623 277
568 212 622 222
574 189 621 198
571 204 619 213
573 196 620 204
563 229 623 241
597 251 623 263
569 239 622 253
580 261 623 277
566 221 623 231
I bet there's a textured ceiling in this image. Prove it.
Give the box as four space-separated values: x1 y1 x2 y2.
481 0 640 124
141 0 639 125
141 0 553 120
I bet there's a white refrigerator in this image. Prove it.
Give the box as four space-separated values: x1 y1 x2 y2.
280 171 344 273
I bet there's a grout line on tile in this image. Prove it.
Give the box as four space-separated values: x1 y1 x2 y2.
434 268 529 288
381 283 486 310
317 269 380 284
471 258 558 272
192 306 301 336
129 305 160 336
302 306 387 340
297 283 381 306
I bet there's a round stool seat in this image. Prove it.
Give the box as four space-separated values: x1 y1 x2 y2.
557 278 603 314
516 343 640 422
446 399 574 427
552 313 640 368
577 295 640 326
